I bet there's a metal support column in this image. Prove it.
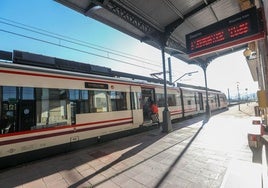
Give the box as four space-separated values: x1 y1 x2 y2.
161 48 172 132
168 57 172 83
202 62 211 119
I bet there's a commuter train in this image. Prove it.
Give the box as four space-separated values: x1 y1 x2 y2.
0 50 228 168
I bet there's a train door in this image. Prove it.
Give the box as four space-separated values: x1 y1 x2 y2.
217 94 221 108
198 92 204 111
18 87 36 131
194 93 198 111
141 88 155 122
130 86 143 126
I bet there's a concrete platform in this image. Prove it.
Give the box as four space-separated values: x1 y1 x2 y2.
0 102 266 188
220 159 262 188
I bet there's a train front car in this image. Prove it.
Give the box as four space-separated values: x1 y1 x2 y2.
0 52 143 168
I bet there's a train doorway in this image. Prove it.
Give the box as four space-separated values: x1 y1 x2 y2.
198 92 204 111
141 88 155 122
217 94 221 108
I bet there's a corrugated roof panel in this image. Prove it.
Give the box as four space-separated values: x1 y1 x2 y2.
186 7 218 32
211 0 240 20
173 22 194 46
170 0 204 15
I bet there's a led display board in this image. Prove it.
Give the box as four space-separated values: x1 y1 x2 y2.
85 82 108 89
186 7 264 58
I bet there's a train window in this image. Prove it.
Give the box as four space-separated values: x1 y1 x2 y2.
156 94 177 107
81 90 88 99
3 86 16 101
35 88 69 128
69 89 79 100
110 91 128 111
156 93 165 107
69 89 90 114
187 100 192 105
21 87 34 100
168 94 176 106
1 86 17 133
89 91 108 112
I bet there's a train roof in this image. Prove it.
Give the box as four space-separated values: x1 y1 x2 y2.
178 83 221 93
0 50 222 93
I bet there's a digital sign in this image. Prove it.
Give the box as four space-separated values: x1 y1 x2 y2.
186 7 264 58
85 82 108 89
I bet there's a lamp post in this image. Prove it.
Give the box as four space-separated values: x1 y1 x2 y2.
236 82 240 111
160 47 172 133
245 88 248 105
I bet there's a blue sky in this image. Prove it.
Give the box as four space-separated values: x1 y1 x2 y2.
0 0 258 98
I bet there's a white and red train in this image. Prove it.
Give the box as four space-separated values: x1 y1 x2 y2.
0 50 228 168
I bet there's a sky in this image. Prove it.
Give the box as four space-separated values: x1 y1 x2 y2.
0 0 259 99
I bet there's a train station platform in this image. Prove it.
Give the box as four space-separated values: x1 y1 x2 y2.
0 102 267 188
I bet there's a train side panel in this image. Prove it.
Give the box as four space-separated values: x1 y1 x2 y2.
0 61 228 168
154 87 182 121
180 88 199 117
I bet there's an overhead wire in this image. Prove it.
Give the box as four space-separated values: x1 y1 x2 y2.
0 17 195 80
0 28 160 71
0 17 162 67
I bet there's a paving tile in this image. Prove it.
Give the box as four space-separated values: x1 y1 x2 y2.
43 173 63 184
45 178 69 188
79 166 96 177
132 173 158 186
110 173 131 185
160 175 192 188
100 166 118 178
120 178 146 188
87 173 107 185
123 165 147 179
95 179 121 188
22 179 46 188
112 161 128 172
59 169 84 185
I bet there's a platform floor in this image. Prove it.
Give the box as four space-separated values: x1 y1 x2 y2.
0 102 266 188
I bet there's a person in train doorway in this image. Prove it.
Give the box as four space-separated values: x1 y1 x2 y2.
150 101 159 125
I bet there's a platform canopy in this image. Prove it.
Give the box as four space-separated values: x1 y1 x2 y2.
55 0 252 65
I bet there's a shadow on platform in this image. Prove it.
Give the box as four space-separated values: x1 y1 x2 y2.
1 110 222 187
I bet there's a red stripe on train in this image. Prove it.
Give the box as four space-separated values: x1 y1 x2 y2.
0 118 133 146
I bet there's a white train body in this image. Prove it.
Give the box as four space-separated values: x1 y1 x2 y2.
0 51 228 168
